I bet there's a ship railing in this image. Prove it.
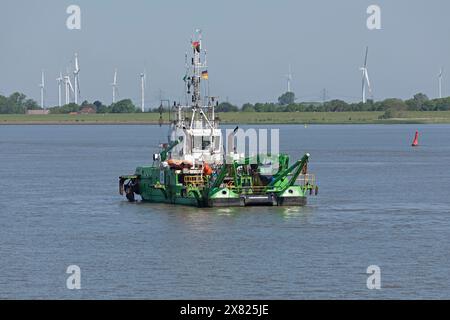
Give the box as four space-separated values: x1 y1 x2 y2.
184 175 205 187
229 186 268 195
296 174 316 187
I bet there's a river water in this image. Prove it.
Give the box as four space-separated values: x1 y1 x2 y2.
0 124 449 299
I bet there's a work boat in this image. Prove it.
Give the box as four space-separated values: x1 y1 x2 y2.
119 32 318 207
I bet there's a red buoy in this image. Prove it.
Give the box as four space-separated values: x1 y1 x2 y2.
412 131 419 147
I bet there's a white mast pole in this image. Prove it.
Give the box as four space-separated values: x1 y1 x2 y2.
361 47 369 104
57 73 62 107
73 53 80 105
40 70 45 109
112 69 117 104
64 75 70 105
362 70 366 104
140 72 145 112
74 77 78 104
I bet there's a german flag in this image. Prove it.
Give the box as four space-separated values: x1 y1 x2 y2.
201 70 209 80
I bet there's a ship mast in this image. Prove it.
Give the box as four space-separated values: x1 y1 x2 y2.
186 29 215 130
168 30 222 164
192 31 202 108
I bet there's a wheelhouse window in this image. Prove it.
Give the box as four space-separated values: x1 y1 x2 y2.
193 136 210 150
202 137 212 150
193 135 221 151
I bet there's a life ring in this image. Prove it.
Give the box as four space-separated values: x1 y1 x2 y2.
203 163 213 176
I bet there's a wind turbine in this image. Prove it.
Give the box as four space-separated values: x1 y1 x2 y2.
73 53 80 105
64 71 74 105
285 65 293 93
360 46 373 103
39 70 45 109
56 72 63 107
140 71 146 112
438 67 443 99
111 68 118 104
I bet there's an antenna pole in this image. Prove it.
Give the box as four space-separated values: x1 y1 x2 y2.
193 34 202 107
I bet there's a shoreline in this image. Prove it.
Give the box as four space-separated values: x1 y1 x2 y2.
2 111 450 125
1 120 450 125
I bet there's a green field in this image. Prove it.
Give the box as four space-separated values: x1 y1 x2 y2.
2 111 450 125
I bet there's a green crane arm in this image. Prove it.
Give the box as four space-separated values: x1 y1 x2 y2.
268 153 310 190
160 137 183 162
210 164 228 190
286 153 310 188
232 161 239 190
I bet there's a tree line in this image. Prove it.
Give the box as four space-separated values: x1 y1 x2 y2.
0 92 40 114
48 99 140 114
0 92 141 114
1 91 450 117
220 92 450 113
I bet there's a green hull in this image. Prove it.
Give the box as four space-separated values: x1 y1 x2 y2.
138 189 308 208
139 189 308 208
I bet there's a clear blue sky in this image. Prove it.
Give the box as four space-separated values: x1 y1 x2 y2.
0 0 449 107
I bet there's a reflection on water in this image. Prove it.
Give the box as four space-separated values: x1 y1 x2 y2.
276 206 315 221
1 124 450 299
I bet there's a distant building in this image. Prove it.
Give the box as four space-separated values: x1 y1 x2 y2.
26 110 49 115
80 106 96 114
